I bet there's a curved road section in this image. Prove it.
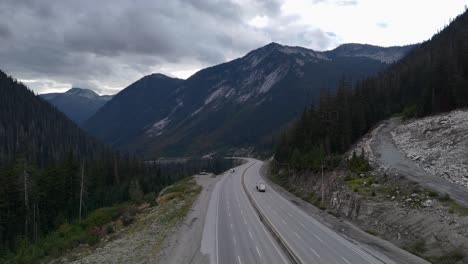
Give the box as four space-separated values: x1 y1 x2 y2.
201 159 395 264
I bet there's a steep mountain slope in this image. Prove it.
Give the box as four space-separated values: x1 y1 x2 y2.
0 72 105 166
84 74 184 146
85 43 414 157
40 88 113 125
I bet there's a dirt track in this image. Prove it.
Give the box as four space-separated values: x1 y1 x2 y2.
371 118 468 208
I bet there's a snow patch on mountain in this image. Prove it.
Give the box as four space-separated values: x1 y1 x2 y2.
259 65 288 93
204 85 230 105
236 93 252 103
147 117 170 136
295 58 305 66
191 107 204 117
357 52 405 64
248 53 269 68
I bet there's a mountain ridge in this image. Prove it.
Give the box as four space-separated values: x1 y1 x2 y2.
84 42 415 157
40 87 113 125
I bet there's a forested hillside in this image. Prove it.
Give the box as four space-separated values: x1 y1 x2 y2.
0 70 233 258
275 9 468 169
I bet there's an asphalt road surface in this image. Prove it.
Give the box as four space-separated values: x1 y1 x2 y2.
201 159 395 264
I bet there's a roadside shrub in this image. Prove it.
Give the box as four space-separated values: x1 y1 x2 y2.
144 192 157 206
438 193 452 202
79 207 115 229
121 212 134 227
348 150 371 173
427 190 439 197
343 175 354 181
106 225 114 234
406 240 427 256
129 180 144 204
430 249 465 264
402 104 418 119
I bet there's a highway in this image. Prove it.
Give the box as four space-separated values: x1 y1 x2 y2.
201 158 394 264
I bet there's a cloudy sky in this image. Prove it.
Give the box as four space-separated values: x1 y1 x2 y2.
0 0 466 95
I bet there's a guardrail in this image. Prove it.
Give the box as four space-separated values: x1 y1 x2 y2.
241 162 302 264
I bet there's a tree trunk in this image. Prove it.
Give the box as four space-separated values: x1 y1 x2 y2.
79 161 84 221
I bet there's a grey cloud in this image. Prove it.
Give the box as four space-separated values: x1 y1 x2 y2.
0 24 11 38
0 0 337 94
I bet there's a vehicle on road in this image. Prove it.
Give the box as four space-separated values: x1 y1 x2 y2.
230 169 235 173
256 182 266 192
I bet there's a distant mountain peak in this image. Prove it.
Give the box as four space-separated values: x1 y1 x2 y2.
328 43 416 63
40 87 113 125
148 73 171 79
66 87 99 98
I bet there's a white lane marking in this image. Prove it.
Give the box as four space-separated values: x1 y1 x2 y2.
280 218 287 225
215 180 220 264
310 247 321 258
342 257 352 264
230 223 233 230
313 234 325 244
287 212 294 217
248 230 253 239
256 246 262 257
239 160 289 264
238 255 242 264
294 232 302 240
299 222 306 228
266 181 378 263
233 236 237 245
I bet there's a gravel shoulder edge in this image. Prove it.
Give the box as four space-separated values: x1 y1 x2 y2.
156 173 222 264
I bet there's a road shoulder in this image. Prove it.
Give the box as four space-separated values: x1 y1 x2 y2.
259 162 429 264
156 173 222 264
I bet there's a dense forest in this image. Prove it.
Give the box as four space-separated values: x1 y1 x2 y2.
0 70 235 257
275 9 468 170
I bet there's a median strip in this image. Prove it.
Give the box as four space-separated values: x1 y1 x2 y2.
241 162 302 264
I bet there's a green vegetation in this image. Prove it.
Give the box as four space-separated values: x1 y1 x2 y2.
157 177 201 225
405 240 427 257
401 104 418 120
426 189 439 198
348 151 371 174
2 203 134 263
438 193 452 202
365 229 379 236
3 177 202 263
343 174 380 196
429 249 465 264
